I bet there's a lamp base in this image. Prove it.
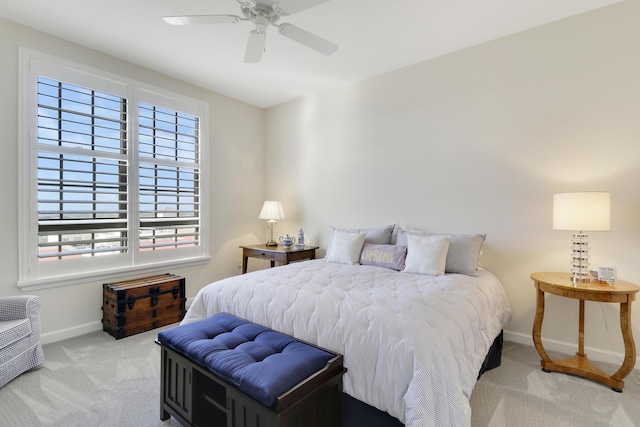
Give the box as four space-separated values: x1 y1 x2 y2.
570 233 590 282
265 220 278 246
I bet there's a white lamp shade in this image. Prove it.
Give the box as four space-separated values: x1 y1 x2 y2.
553 192 611 231
258 201 285 221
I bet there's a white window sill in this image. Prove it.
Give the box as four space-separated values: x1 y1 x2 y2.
17 255 210 292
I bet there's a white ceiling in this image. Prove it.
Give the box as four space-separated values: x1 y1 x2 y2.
0 0 620 108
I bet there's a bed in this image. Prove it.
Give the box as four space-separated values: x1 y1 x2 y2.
181 226 512 427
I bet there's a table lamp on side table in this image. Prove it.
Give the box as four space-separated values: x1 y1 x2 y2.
259 200 285 247
552 192 610 282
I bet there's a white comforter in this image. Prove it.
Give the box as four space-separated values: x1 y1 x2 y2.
183 259 511 427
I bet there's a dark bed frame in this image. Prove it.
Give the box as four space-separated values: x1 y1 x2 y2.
341 330 504 427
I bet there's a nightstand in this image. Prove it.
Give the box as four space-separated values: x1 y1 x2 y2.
531 272 639 392
240 244 319 274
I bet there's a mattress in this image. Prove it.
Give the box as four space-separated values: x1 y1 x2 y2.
182 259 512 427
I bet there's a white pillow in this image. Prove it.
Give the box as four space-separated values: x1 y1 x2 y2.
325 224 394 258
396 229 485 276
326 230 366 265
403 234 450 276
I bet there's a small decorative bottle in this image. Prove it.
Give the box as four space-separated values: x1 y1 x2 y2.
297 228 305 247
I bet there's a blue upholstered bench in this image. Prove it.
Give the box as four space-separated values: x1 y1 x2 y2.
157 313 345 427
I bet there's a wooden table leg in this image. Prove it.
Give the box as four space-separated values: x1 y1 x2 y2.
536 296 630 392
242 255 248 274
611 301 636 389
578 299 585 357
532 287 552 366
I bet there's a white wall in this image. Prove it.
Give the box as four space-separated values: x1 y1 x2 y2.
265 1 640 365
0 17 266 343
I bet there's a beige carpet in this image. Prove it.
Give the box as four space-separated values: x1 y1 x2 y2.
0 327 638 426
0 326 181 427
470 341 640 426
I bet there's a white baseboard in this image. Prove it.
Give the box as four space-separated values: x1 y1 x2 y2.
40 321 102 345
504 329 640 371
40 299 196 345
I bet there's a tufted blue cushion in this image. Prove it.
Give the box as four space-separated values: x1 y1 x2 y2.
158 313 334 407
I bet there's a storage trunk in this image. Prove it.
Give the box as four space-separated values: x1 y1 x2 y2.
159 335 345 427
102 274 186 339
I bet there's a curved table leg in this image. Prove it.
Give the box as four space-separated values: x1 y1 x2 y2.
532 288 552 367
610 301 636 390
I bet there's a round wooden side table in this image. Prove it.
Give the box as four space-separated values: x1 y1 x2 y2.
531 271 639 392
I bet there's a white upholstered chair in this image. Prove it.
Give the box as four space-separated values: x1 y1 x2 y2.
0 295 45 388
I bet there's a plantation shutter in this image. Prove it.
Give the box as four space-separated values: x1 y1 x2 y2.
138 103 200 251
36 77 128 260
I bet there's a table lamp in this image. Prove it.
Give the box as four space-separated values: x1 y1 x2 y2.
259 201 285 246
553 192 610 281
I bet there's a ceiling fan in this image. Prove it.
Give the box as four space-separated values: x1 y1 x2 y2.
163 0 338 63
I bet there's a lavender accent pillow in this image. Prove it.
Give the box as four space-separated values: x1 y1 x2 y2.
359 243 407 271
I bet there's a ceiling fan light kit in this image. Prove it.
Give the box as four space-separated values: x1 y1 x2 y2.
163 0 338 63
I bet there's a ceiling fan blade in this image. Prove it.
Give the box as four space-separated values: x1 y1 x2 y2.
244 31 266 63
275 0 331 16
278 23 338 56
163 15 241 25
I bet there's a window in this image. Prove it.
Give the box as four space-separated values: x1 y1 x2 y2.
19 49 209 290
138 103 201 253
37 78 129 261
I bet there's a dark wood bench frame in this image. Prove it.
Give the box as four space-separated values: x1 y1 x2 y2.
158 341 345 427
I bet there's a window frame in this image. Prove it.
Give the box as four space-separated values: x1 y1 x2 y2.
18 48 210 291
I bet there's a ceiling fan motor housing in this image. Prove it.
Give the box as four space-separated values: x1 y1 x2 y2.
242 1 281 24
